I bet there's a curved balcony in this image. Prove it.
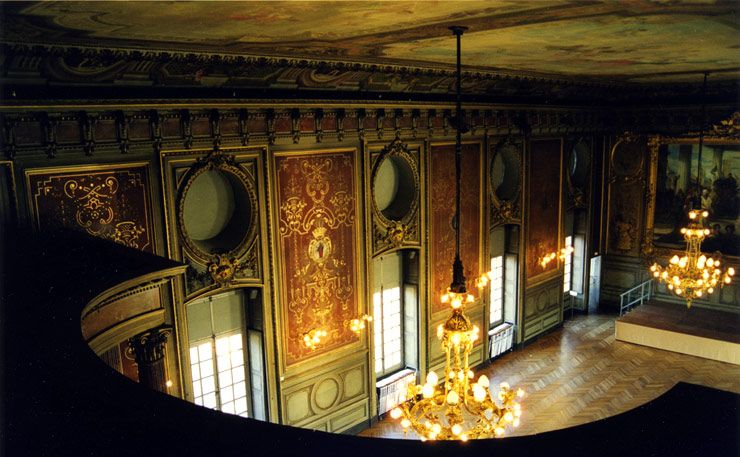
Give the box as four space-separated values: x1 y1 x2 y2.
2 230 737 456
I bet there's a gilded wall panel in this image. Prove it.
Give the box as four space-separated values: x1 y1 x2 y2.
605 134 647 257
429 142 482 314
26 163 155 253
273 149 361 366
525 139 562 283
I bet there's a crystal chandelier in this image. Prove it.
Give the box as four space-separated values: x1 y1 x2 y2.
389 26 523 441
650 210 734 307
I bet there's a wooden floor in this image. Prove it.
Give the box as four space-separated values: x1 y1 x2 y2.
357 311 740 439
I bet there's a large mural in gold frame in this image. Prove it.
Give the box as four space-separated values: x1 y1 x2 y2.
25 163 155 253
429 142 483 315
272 148 362 367
643 120 740 263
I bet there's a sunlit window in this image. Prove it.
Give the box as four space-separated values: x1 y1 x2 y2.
374 286 402 375
190 332 248 418
490 256 503 326
564 236 573 293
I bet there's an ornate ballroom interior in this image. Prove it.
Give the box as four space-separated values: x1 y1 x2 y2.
1 2 739 455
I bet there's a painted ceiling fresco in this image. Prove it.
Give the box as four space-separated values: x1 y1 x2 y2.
2 1 739 83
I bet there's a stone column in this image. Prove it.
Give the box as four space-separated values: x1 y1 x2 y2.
127 327 171 394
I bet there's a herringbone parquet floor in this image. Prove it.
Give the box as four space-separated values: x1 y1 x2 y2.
357 311 740 439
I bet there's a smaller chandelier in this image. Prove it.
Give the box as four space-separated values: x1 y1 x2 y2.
538 246 574 269
346 314 373 333
650 210 735 307
300 329 327 349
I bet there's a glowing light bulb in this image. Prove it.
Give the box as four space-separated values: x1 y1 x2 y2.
689 212 697 219
729 267 735 276
670 255 680 264
500 382 510 390
461 434 468 441
447 390 459 405
427 371 439 386
401 419 411 428
702 211 708 217
696 291 702 297
504 412 514 423
513 418 520 427
452 424 463 436
422 384 434 399
432 423 441 435
495 427 505 437
473 385 486 402
517 388 525 397
478 374 490 388
390 408 402 419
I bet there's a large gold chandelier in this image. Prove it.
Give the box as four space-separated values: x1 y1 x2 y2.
650 210 734 307
389 26 523 441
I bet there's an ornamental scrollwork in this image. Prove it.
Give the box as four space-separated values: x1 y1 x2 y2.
491 202 521 227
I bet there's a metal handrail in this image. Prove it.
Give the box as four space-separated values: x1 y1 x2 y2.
619 278 653 316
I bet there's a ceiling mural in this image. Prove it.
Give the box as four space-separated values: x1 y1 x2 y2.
3 1 738 84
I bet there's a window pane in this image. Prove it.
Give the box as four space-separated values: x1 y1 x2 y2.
219 370 233 387
231 334 243 350
235 397 248 416
191 364 200 381
221 385 234 403
203 392 217 409
221 401 235 415
200 361 214 378
233 380 247 399
231 349 244 367
190 347 199 363
192 380 202 398
215 336 230 356
217 354 231 371
198 342 212 361
232 367 245 383
201 376 215 394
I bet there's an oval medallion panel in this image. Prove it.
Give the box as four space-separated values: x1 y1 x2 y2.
490 143 521 202
177 153 258 263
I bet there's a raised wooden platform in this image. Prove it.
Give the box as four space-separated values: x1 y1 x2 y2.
616 302 740 365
